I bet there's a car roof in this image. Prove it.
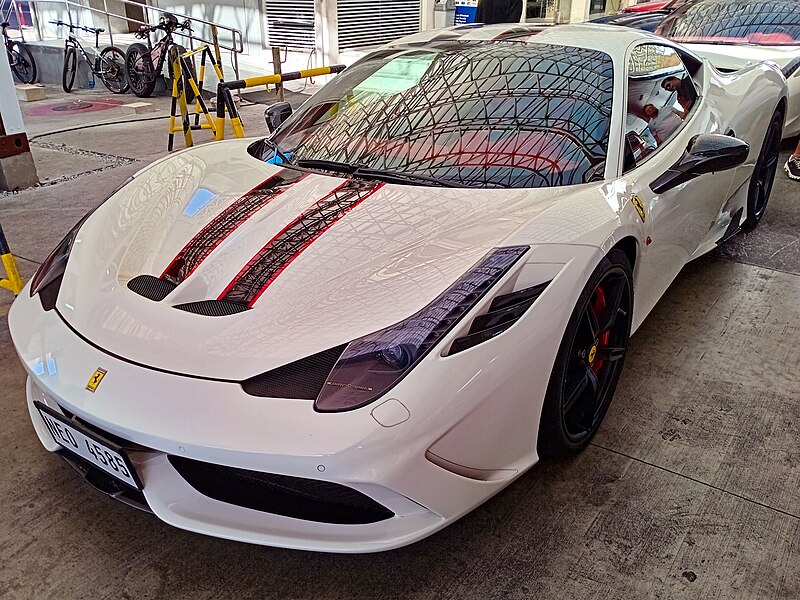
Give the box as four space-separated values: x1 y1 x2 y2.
388 22 668 59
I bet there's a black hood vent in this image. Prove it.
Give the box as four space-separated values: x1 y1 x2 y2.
173 300 250 316
127 275 177 301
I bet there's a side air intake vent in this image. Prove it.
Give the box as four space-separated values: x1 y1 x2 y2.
448 281 551 355
242 344 347 399
174 300 249 316
127 275 177 301
38 274 63 311
169 455 394 524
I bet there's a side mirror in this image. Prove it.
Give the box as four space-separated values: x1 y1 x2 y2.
650 134 749 194
264 102 292 133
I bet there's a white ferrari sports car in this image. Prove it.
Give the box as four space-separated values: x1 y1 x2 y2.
655 0 800 138
9 23 787 552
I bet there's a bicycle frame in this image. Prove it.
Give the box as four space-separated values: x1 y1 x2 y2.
136 29 176 77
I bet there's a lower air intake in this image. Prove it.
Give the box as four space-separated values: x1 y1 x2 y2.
127 274 177 301
169 456 394 525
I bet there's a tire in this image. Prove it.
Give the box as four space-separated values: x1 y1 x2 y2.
537 249 634 458
62 46 77 93
165 45 197 104
9 41 36 84
742 109 783 231
125 42 156 97
98 46 129 94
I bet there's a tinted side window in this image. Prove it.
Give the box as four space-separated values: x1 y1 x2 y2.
623 44 698 172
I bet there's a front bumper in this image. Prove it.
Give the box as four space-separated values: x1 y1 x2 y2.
9 243 601 552
9 288 519 553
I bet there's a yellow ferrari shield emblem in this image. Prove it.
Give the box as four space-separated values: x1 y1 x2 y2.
86 368 107 393
589 345 597 363
631 195 646 223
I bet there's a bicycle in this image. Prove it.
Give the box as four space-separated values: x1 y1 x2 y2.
125 13 197 103
2 21 36 83
50 20 128 94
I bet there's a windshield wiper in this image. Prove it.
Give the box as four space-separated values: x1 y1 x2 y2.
293 158 357 173
292 159 469 188
261 138 293 164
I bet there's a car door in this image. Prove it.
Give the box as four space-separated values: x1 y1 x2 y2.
619 42 735 321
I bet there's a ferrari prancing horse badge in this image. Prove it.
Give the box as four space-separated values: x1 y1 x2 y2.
86 368 107 393
631 195 646 223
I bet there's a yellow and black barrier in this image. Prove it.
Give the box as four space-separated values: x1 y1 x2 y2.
0 224 24 295
167 41 227 150
214 64 347 141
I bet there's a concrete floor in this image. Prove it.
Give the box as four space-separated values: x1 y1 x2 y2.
1 86 800 599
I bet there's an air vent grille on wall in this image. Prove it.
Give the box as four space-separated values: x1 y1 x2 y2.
449 281 551 355
337 0 421 51
266 0 316 49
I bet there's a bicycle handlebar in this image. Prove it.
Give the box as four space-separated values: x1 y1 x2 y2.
135 19 192 38
49 20 104 36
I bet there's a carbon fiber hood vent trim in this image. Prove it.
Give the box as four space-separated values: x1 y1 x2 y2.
127 275 177 301
173 300 250 316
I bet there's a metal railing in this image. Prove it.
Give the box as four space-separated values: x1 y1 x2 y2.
3 0 244 78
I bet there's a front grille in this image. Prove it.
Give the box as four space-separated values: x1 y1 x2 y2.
127 274 177 301
241 344 347 399
169 455 394 524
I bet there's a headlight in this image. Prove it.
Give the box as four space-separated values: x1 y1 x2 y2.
314 246 529 412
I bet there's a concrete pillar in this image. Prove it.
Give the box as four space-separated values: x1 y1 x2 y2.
420 0 435 31
0 41 38 192
315 0 339 65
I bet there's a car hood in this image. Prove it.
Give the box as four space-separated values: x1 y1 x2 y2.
685 43 800 71
55 140 605 380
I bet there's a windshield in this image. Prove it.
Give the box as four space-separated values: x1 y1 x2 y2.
657 0 800 46
269 42 614 189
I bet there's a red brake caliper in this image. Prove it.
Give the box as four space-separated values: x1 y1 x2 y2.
591 286 610 374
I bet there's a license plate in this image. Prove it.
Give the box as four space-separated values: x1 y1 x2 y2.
34 401 142 490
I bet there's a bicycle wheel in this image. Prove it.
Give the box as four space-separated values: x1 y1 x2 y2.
125 42 156 97
98 46 129 94
165 45 197 104
62 46 77 93
10 41 36 84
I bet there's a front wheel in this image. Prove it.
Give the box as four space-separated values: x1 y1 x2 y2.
125 42 156 97
9 41 37 83
98 46 129 94
62 46 77 93
742 109 783 231
537 249 633 458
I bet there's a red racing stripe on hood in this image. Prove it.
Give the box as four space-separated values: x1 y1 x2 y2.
160 170 306 285
218 178 384 307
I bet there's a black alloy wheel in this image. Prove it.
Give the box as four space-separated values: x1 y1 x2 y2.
9 41 36 83
742 109 783 231
62 46 77 93
538 249 633 457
